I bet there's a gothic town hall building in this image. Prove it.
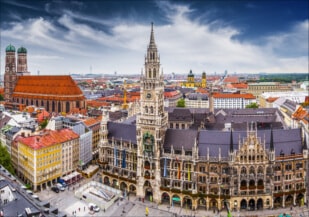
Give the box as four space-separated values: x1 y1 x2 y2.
99 24 308 211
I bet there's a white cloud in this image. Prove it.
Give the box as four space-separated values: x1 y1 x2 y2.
1 2 308 75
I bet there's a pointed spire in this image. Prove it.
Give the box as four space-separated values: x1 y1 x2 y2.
229 128 234 152
270 126 274 151
149 22 156 49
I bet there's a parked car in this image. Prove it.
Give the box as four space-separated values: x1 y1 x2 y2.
56 183 65 191
88 203 100 212
51 186 59 193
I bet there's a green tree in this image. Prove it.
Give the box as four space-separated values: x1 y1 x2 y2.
40 119 48 129
246 102 259 108
176 98 185 107
0 143 15 174
0 94 4 101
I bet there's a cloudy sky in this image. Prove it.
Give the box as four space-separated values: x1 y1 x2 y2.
0 0 308 76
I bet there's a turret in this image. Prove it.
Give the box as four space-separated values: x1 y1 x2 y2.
269 127 275 161
229 128 234 152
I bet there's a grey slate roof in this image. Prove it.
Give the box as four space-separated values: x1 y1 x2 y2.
0 178 41 217
163 129 198 151
198 128 302 157
107 121 137 143
187 93 208 100
168 108 193 122
0 113 11 128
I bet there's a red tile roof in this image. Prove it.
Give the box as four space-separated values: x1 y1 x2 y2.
292 106 308 120
223 76 239 83
226 83 248 89
266 97 279 103
86 100 110 108
196 88 208 93
83 117 100 127
13 75 85 100
164 90 180 98
17 129 79 150
213 93 255 99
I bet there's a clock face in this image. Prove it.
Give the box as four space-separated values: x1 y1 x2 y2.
146 92 152 99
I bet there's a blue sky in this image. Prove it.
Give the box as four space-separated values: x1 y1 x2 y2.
1 0 308 75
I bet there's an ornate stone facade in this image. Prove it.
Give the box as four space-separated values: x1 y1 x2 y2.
99 24 307 211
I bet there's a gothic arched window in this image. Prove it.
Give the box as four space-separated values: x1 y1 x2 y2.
148 69 152 78
153 68 156 78
258 166 263 174
150 106 153 114
66 101 70 113
249 166 255 175
145 106 148 113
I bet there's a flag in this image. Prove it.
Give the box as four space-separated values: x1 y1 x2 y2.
122 149 126 168
177 162 181 179
163 158 167 177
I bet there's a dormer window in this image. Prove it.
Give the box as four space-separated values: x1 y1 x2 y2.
280 150 284 156
290 149 295 155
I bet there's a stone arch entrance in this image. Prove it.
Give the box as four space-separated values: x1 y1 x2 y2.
249 199 255 210
112 179 118 188
120 182 127 191
103 176 110 185
240 199 247 210
209 199 218 210
257 198 263 210
161 192 170 204
274 197 282 208
172 194 181 207
285 195 293 207
296 193 304 206
183 196 192 209
129 184 136 194
197 198 207 210
144 180 153 201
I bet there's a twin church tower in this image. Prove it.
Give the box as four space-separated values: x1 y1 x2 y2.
4 45 29 102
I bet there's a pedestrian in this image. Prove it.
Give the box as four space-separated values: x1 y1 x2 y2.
84 206 85 211
79 207 80 212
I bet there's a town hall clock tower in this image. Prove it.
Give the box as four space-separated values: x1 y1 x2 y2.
136 23 168 203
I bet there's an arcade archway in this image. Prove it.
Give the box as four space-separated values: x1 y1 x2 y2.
249 199 255 210
161 192 170 204
144 180 153 201
257 198 263 210
240 199 247 210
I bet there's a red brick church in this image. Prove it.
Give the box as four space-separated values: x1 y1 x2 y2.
4 44 86 113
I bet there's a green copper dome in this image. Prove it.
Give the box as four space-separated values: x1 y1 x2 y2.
6 44 16 52
17 46 27 53
188 70 194 77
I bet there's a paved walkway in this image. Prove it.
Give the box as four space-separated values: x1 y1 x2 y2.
35 176 309 217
